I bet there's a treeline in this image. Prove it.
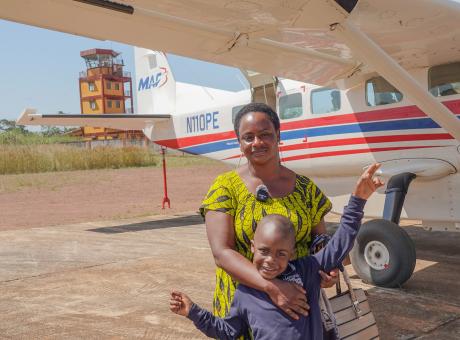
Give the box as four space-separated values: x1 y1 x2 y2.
0 119 78 145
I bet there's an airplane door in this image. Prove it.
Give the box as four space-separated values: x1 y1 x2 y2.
240 70 278 109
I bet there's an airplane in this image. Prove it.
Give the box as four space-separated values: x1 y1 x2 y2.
3 0 460 288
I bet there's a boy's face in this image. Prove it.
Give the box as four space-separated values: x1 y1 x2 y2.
251 223 295 280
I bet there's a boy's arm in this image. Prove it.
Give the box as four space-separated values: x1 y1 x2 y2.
312 163 383 273
187 297 246 340
312 195 366 273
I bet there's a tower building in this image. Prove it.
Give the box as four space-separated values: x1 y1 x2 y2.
78 48 134 139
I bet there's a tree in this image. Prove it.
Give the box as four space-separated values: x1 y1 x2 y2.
0 119 27 133
41 125 64 136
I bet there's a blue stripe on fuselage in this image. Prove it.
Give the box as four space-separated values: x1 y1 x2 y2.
180 117 443 155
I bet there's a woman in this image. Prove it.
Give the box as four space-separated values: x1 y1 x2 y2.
200 103 336 337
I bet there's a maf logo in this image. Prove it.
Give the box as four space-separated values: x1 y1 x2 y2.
138 67 168 91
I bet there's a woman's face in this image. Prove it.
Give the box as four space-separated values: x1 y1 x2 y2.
238 111 280 165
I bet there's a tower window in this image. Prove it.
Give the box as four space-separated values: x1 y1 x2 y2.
115 100 121 108
115 83 120 90
106 81 112 90
107 100 112 108
88 82 95 91
90 100 97 110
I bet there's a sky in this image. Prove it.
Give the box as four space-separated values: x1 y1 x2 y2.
0 19 248 121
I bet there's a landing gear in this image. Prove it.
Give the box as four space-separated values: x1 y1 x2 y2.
350 219 416 287
351 172 417 287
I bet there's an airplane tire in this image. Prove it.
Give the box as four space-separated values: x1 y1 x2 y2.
350 219 416 288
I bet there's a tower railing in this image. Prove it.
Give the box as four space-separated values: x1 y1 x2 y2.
78 70 132 79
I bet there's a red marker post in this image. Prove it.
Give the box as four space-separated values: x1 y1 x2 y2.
161 146 171 209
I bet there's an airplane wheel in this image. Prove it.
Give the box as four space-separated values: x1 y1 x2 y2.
350 219 416 288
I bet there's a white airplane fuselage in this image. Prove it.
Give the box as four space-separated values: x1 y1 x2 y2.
143 67 460 230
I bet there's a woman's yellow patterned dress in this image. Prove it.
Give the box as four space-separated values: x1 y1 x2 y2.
200 170 332 339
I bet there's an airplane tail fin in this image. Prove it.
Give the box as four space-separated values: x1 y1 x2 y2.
134 48 176 115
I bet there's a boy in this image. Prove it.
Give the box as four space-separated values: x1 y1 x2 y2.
170 163 383 339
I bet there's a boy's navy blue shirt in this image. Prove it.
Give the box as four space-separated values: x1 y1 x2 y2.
188 195 366 340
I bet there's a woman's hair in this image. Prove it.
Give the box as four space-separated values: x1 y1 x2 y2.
233 102 280 138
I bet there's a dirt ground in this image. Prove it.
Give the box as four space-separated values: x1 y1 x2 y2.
0 161 231 230
0 162 459 339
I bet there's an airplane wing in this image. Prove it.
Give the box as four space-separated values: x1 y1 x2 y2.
17 109 171 131
3 0 460 139
1 0 458 85
0 0 360 85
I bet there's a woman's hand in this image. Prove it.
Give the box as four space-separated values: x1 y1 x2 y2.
265 279 309 320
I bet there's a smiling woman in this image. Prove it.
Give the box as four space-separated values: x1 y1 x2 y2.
200 102 335 339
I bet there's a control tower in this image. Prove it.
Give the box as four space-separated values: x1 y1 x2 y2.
79 48 134 139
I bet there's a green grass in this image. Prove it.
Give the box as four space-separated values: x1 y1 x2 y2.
0 145 158 175
0 143 224 175
163 153 222 168
0 129 223 175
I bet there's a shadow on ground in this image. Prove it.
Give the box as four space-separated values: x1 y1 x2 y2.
87 214 203 234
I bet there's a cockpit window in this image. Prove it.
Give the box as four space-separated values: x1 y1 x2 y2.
311 88 341 114
366 76 403 106
429 62 460 97
279 93 303 119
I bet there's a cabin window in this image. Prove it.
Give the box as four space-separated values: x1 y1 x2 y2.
311 88 341 114
232 104 246 123
106 81 112 90
366 77 402 106
107 100 112 108
279 93 303 119
429 62 460 97
88 82 95 92
90 100 97 110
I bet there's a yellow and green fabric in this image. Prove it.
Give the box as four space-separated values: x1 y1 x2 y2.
200 170 332 336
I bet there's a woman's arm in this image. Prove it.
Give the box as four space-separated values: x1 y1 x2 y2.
311 218 340 288
205 210 309 320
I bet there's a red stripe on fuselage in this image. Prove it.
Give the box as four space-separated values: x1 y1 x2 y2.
223 133 452 160
156 130 236 149
155 99 460 148
281 145 441 162
280 133 452 151
282 100 460 130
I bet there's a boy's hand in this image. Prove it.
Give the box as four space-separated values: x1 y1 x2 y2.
353 163 385 200
170 290 193 317
319 269 339 288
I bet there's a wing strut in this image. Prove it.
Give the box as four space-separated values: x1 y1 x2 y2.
331 21 460 142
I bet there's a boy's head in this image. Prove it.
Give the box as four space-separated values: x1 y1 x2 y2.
250 214 296 279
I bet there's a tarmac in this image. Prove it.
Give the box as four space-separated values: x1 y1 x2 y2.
0 214 459 339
